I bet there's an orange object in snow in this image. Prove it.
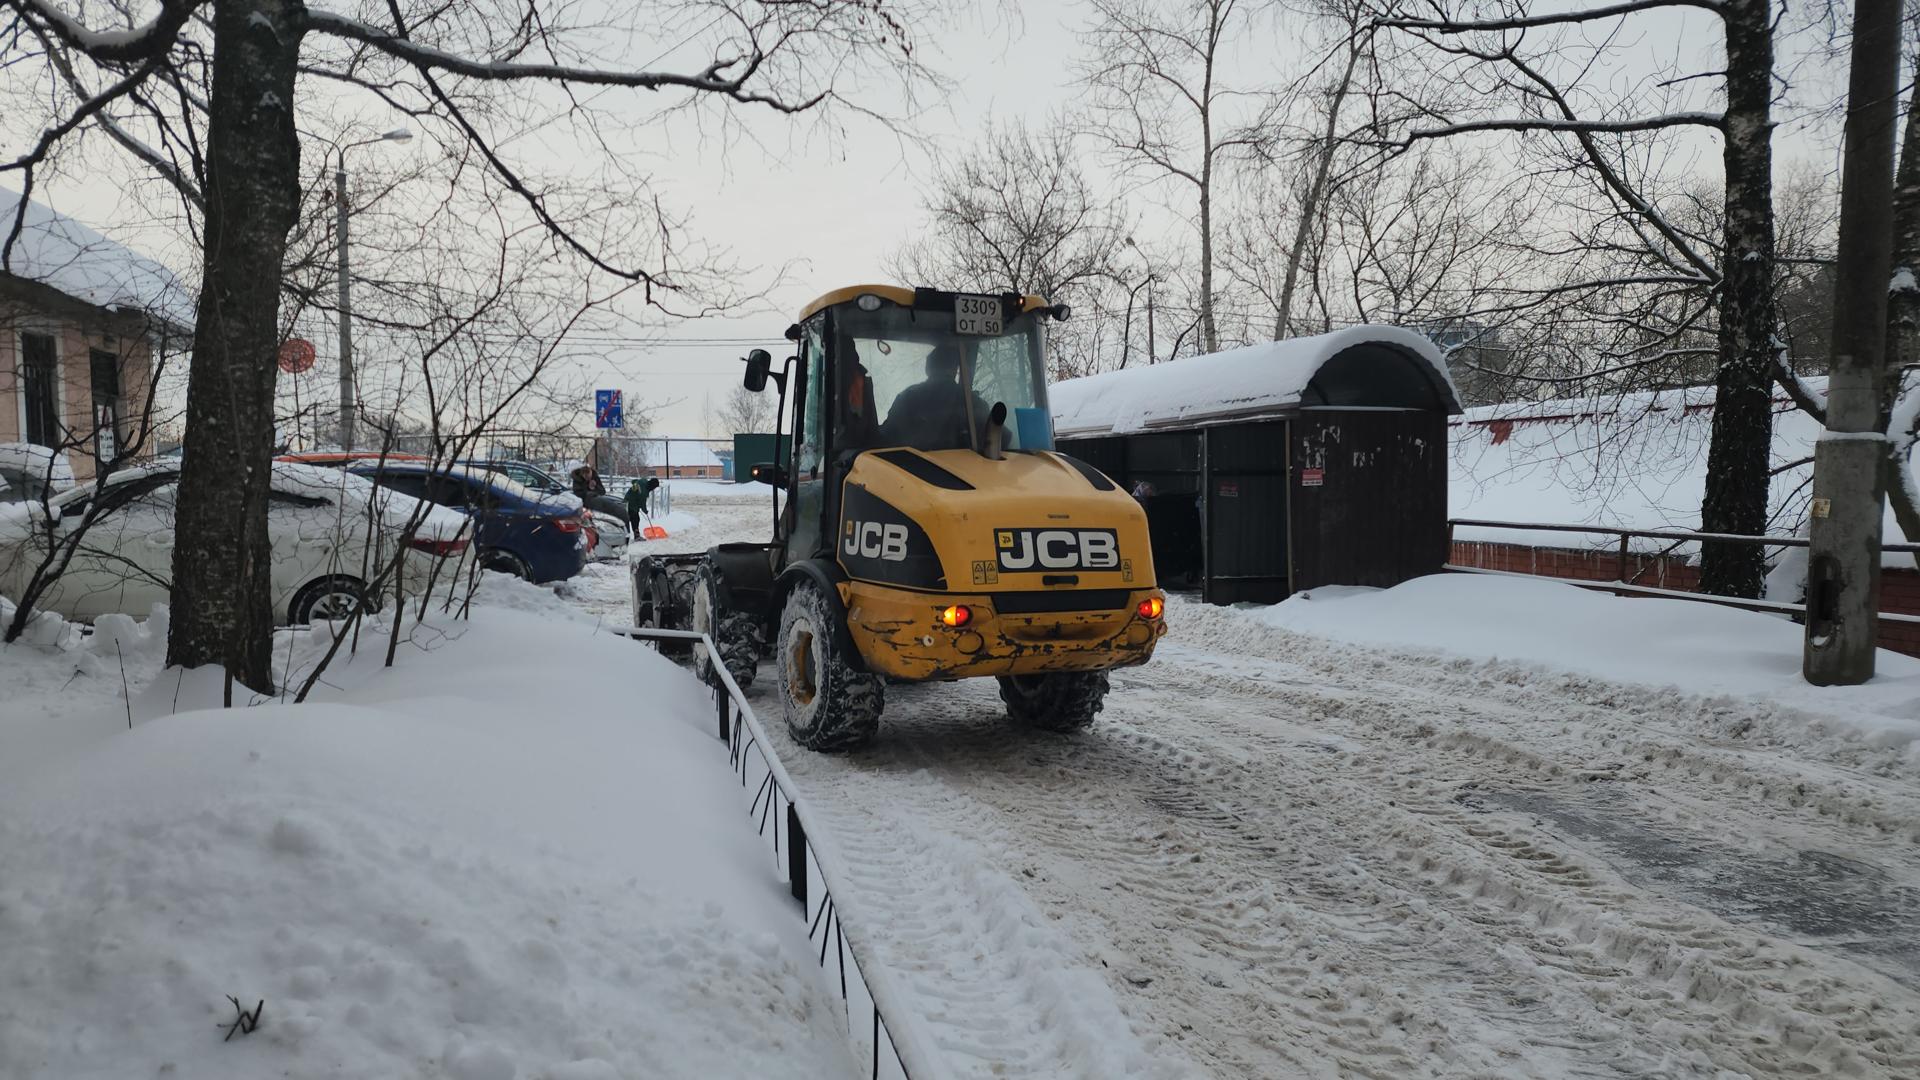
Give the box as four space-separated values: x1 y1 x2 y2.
642 525 669 540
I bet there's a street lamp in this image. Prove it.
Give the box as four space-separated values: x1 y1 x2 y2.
336 127 412 450
1124 236 1156 366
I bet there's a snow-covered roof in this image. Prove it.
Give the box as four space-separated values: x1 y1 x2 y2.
0 186 195 331
1051 325 1462 437
649 438 726 469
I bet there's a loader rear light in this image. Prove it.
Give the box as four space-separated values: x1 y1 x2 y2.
551 515 583 533
409 536 470 557
940 604 973 628
1137 596 1164 620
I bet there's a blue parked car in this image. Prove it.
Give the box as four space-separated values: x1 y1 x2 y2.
344 461 588 583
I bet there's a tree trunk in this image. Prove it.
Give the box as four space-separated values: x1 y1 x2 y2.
165 0 306 692
1199 166 1217 354
1697 0 1777 599
1889 74 1920 374
1884 81 1920 566
1275 41 1360 341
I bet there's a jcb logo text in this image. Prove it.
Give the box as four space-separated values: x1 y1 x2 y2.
995 528 1119 572
844 521 909 562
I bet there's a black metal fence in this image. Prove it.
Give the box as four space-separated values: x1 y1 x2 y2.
612 625 948 1080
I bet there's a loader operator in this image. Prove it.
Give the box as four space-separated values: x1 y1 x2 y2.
878 343 989 452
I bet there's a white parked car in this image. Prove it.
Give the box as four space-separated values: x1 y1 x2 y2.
0 443 75 505
0 460 473 624
587 509 630 560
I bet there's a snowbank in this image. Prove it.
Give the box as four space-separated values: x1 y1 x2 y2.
0 600 854 1079
1209 574 1920 755
1051 324 1460 436
0 186 195 327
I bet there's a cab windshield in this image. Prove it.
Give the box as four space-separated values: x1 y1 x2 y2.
833 304 1055 454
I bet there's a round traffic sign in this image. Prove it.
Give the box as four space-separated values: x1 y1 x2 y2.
278 338 316 374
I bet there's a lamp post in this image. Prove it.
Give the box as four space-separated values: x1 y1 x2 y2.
1125 237 1156 365
335 127 412 450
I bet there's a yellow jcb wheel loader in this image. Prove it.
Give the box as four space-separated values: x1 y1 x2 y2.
633 285 1166 751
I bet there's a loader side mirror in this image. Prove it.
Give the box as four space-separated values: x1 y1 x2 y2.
750 462 788 487
743 348 773 392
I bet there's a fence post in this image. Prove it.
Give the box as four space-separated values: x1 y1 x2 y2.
715 683 730 742
787 804 808 906
1616 534 1629 583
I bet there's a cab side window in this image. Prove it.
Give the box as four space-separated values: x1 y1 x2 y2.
797 319 826 476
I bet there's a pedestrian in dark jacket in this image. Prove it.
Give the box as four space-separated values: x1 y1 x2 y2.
624 481 646 533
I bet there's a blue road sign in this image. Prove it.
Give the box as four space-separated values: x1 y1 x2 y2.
595 389 623 430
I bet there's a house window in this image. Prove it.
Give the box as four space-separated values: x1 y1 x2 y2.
90 348 122 462
20 332 59 448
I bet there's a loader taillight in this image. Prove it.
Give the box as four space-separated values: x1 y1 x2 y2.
551 515 583 533
940 604 973 628
1137 596 1164 620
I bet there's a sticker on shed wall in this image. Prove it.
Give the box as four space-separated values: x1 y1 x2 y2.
1217 481 1239 498
1301 467 1325 487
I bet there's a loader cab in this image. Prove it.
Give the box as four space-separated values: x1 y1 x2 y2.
755 286 1065 564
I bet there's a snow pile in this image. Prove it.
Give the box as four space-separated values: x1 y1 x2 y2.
1193 574 1920 756
1450 382 1919 566
0 186 195 327
0 601 854 1079
1050 324 1460 436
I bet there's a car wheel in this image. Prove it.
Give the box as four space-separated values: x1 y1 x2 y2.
289 576 372 625
482 548 534 581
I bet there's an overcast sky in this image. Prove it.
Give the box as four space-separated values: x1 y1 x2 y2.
10 0 1850 442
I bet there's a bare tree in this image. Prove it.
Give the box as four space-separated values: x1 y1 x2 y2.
1369 0 1783 598
2 0 936 691
889 119 1131 378
709 383 771 437
1079 0 1268 355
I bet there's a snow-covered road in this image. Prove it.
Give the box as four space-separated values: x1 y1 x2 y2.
571 489 1920 1078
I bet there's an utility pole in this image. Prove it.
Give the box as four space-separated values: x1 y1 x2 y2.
333 128 412 451
1805 0 1901 684
335 164 353 450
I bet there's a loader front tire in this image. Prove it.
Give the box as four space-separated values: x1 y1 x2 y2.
634 560 691 659
692 562 758 690
778 579 882 752
998 671 1110 732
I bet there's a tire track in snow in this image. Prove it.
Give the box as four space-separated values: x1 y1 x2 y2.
756 656 1920 1078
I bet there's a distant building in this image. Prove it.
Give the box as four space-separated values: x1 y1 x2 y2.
0 188 193 483
596 435 728 479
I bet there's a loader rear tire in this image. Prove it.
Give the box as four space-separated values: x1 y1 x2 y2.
692 562 758 690
778 579 882 752
998 671 1109 732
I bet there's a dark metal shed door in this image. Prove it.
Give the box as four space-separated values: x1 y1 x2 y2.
1203 421 1290 605
1287 409 1447 591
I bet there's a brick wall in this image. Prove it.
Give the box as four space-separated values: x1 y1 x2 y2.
1451 540 1920 658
